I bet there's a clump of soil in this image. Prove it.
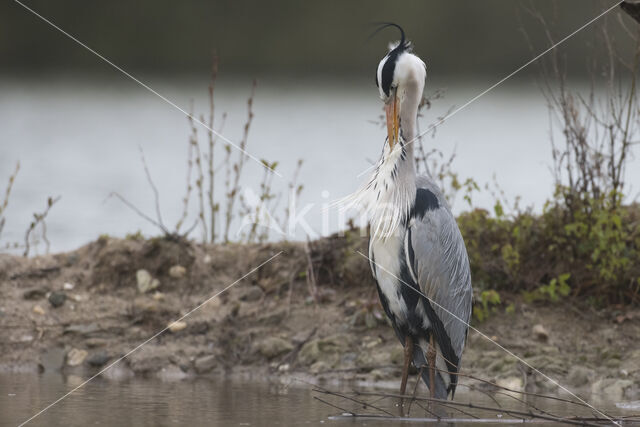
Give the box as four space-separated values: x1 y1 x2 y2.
1 235 639 401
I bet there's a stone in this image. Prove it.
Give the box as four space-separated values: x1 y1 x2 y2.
136 269 159 293
496 376 523 392
23 286 49 300
355 350 390 371
241 286 264 302
593 378 633 401
567 366 594 388
621 350 640 374
390 346 405 366
532 324 549 342
310 361 330 374
158 364 189 381
85 338 109 348
87 351 110 367
168 321 187 332
278 363 290 372
63 282 75 290
169 265 186 279
32 305 45 315
39 347 65 372
194 355 217 374
254 337 294 359
48 291 67 308
63 323 100 335
66 348 88 367
298 334 350 366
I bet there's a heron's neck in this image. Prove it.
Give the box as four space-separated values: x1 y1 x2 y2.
398 78 422 150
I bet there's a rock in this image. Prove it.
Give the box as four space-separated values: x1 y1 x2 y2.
194 355 217 374
298 334 350 366
136 269 159 293
310 361 330 374
85 338 109 348
48 291 67 308
39 347 65 372
621 350 640 374
169 265 186 279
390 347 405 366
496 376 523 392
23 286 49 300
567 366 594 388
158 364 189 381
168 321 187 332
63 282 75 290
532 324 549 342
63 323 100 336
317 288 336 303
254 337 294 359
66 348 88 367
32 305 45 315
593 378 634 401
299 341 321 365
87 351 110 367
356 350 391 371
241 286 264 302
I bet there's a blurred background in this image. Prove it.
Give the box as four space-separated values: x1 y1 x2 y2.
0 0 635 252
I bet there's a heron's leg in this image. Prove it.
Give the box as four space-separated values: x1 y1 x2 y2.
427 334 437 400
399 335 413 414
400 335 413 396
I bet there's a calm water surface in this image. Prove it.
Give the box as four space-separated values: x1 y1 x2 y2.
0 373 628 426
1 77 639 251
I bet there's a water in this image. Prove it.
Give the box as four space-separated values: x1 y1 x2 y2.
0 373 629 426
1 76 639 252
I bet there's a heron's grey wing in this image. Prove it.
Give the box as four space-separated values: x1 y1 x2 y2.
406 185 473 364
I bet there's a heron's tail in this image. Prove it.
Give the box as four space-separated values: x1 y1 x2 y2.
412 344 449 400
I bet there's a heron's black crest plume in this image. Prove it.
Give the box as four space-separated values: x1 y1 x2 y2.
371 23 411 97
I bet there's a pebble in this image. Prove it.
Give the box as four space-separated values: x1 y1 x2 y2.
532 324 549 342
63 282 75 290
23 287 48 300
194 355 217 374
48 291 67 308
169 265 186 279
241 286 264 302
254 337 294 359
66 348 88 366
136 269 159 293
32 305 45 315
567 366 593 387
168 321 187 332
87 351 110 367
39 347 65 372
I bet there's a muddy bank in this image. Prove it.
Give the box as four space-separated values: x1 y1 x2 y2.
1 235 639 402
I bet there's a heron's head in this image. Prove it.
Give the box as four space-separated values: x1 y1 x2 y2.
374 24 426 150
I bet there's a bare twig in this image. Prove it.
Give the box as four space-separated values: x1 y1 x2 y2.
23 196 61 257
0 161 20 241
138 147 167 233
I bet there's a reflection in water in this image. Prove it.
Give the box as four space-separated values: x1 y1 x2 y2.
0 374 626 426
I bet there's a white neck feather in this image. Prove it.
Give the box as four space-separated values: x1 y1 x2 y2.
342 51 425 240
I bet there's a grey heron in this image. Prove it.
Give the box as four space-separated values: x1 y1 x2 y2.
348 24 473 400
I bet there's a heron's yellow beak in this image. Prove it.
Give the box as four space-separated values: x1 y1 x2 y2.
385 93 399 150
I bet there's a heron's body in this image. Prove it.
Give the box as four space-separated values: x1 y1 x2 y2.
369 176 472 398
349 25 473 401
